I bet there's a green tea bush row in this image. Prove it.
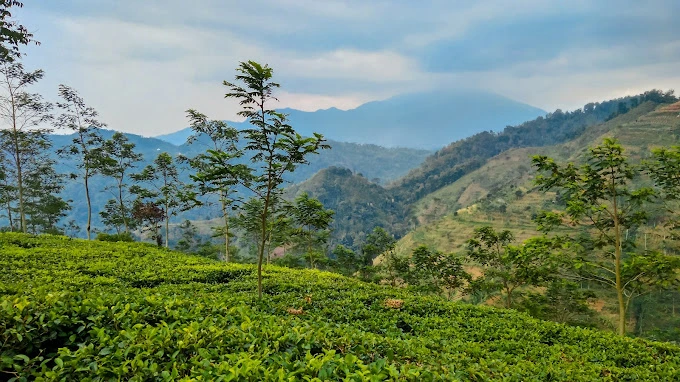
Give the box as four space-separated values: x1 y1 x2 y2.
2 233 679 380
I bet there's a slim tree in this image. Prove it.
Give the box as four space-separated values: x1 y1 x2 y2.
0 152 16 229
133 152 192 247
223 60 329 298
99 132 143 233
466 227 557 309
183 110 244 261
533 138 678 335
290 192 334 268
0 59 52 232
54 85 105 240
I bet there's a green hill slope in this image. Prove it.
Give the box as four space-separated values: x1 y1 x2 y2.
398 100 680 257
2 233 679 380
285 167 410 248
388 91 676 205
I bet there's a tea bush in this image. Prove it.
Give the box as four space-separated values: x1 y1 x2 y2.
1 233 679 380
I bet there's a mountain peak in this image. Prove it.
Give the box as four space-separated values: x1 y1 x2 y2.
155 89 545 149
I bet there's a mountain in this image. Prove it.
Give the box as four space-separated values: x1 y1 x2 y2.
4 232 678 379
288 92 670 250
155 89 546 149
398 99 680 256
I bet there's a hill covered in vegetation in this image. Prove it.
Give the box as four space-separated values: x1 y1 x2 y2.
290 91 678 248
2 232 679 380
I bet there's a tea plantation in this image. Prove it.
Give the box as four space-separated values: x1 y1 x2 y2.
1 233 679 381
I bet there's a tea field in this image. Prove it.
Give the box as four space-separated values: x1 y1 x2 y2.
1 233 679 381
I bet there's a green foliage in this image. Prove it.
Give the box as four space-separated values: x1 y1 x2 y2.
2 233 680 380
0 1 37 61
519 280 597 327
360 227 395 280
223 60 329 299
95 231 134 243
54 84 105 240
467 227 559 308
288 167 410 250
331 244 360 276
98 132 143 234
0 60 54 233
407 246 470 298
534 138 680 335
183 109 245 261
288 192 334 268
132 152 193 247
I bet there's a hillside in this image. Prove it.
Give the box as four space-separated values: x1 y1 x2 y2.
399 100 680 256
385 100 680 338
156 89 546 149
2 233 679 380
388 91 673 204
285 167 410 248
287 92 676 250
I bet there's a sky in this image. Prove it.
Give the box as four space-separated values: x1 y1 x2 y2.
14 0 680 137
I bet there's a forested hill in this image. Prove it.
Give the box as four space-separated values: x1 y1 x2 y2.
388 89 678 204
156 89 546 149
289 90 678 248
286 167 409 249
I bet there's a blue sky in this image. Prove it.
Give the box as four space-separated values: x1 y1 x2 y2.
16 0 680 136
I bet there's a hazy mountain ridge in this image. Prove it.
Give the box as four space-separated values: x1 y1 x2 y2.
155 89 546 149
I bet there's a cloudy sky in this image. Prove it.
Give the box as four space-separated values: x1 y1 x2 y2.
16 0 680 137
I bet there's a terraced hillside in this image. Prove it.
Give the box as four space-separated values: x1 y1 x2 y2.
2 233 680 380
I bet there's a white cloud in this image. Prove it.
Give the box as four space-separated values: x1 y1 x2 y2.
22 11 434 136
16 0 680 138
279 49 422 83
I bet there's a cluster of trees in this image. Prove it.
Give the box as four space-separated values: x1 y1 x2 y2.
0 3 338 299
0 62 192 244
0 54 332 300
377 139 680 337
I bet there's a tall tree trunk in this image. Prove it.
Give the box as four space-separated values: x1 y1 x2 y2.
164 203 169 248
5 198 13 231
612 180 626 336
84 170 92 240
9 83 26 233
219 189 230 262
257 189 272 300
505 286 513 309
13 136 26 233
118 178 129 233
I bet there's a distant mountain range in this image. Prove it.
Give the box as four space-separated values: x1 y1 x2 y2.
155 89 546 149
